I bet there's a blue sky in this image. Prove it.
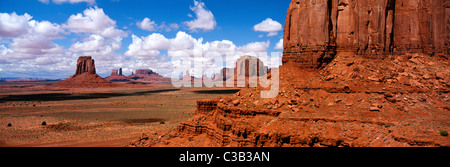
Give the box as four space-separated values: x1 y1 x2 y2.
0 0 290 79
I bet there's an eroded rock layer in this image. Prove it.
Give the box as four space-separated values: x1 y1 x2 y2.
52 56 118 88
128 0 449 147
131 53 449 147
75 56 96 76
283 0 449 68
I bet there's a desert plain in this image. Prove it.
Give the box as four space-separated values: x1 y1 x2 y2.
0 82 239 147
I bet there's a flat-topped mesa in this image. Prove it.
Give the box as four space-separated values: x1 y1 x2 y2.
110 69 119 76
283 0 449 69
106 68 129 82
110 68 123 76
235 55 268 78
135 69 155 75
75 56 96 76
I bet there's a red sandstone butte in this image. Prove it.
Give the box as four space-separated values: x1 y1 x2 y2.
75 56 96 76
52 56 118 88
106 68 130 82
127 69 171 83
129 0 449 147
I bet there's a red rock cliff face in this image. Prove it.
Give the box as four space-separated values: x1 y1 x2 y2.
283 0 336 68
394 0 448 54
129 0 450 148
283 0 449 68
75 56 96 76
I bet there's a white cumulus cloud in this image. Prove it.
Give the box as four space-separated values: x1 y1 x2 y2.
274 39 283 49
124 34 164 59
0 12 65 61
30 20 65 39
63 6 126 38
124 31 276 77
238 41 270 53
253 18 282 37
137 18 157 31
170 31 202 51
184 0 217 32
69 34 123 62
141 33 171 50
0 12 32 38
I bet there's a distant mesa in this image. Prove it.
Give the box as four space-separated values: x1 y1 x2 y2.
106 68 170 83
177 70 196 86
217 55 269 88
105 68 130 82
135 69 155 75
110 68 123 76
52 56 118 88
173 55 270 88
128 69 171 82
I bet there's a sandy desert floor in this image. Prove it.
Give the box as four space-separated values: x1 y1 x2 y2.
0 84 239 147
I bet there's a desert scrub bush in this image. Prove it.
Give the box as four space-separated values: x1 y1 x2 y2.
160 121 165 124
440 130 448 136
42 121 47 126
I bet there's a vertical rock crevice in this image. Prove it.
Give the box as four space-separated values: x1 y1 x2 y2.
75 56 96 76
283 0 449 68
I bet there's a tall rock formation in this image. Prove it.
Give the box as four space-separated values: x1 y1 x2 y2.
217 55 269 88
131 0 450 148
283 0 336 68
52 56 117 88
106 68 130 82
235 55 268 77
75 56 96 76
283 0 449 68
110 69 119 76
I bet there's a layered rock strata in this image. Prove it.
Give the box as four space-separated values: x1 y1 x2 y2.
75 56 96 76
127 69 170 82
106 68 129 82
131 53 449 147
195 100 219 115
52 56 117 88
283 0 449 68
129 0 449 147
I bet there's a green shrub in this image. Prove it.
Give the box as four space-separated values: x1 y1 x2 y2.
42 121 47 126
160 121 165 124
7 123 12 127
440 131 448 136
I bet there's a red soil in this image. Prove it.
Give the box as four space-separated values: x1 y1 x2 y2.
51 73 121 88
129 53 449 147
